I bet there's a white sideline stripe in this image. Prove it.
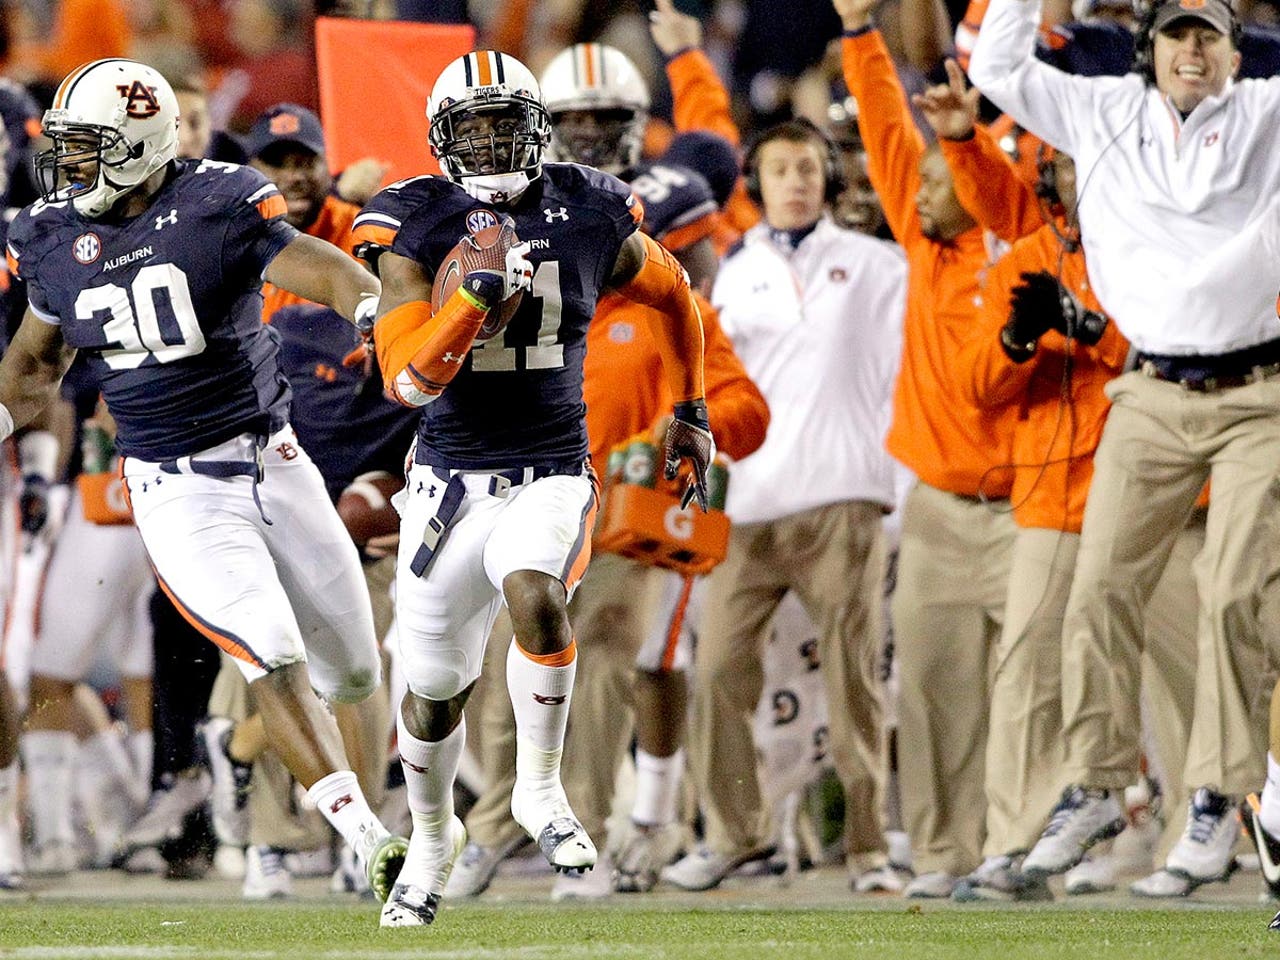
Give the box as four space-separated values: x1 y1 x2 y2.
3 945 692 959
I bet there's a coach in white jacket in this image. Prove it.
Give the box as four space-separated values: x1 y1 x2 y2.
970 0 1280 897
661 118 908 893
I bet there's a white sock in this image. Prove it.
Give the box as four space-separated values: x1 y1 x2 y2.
84 727 143 808
0 763 20 871
507 637 576 785
20 730 76 847
77 735 130 860
1261 752 1280 836
396 706 465 828
632 748 684 827
126 730 153 803
306 770 387 861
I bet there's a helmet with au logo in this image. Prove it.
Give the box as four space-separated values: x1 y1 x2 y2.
427 50 551 205
36 58 179 218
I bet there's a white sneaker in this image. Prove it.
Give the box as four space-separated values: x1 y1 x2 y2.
116 846 167 875
510 779 596 872
612 821 683 893
1064 853 1116 894
660 843 774 892
330 844 371 895
199 718 252 848
951 854 1051 902
1130 867 1193 897
853 864 912 894
0 811 24 889
243 845 292 900
27 840 76 876
1164 787 1239 882
213 844 246 880
551 851 612 901
1022 786 1126 877
445 836 526 898
903 871 958 899
380 817 467 927
117 771 212 855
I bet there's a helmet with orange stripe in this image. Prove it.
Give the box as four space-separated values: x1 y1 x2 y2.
427 50 551 205
36 58 179 218
540 43 650 177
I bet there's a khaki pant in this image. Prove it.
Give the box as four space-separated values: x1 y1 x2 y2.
893 482 1015 876
1062 371 1280 789
982 518 1210 860
689 500 888 870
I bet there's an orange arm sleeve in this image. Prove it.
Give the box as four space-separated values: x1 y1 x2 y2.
939 126 1043 244
615 234 706 403
841 31 926 244
699 299 770 460
667 49 740 145
374 291 488 408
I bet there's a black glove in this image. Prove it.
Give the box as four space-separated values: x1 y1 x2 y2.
664 399 715 512
19 475 49 535
1003 271 1063 361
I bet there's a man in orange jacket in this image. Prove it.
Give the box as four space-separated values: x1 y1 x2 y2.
836 0 1020 898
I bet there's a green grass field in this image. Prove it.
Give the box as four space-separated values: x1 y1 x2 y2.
0 900 1274 960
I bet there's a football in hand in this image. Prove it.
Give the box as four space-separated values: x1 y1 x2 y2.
430 219 524 341
336 470 403 548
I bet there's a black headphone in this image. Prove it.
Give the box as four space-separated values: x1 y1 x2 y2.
743 117 846 205
1132 0 1242 83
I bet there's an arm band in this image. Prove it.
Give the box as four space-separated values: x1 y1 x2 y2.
615 233 706 401
374 288 488 408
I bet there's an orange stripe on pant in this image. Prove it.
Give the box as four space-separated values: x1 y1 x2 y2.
560 475 600 593
153 570 268 670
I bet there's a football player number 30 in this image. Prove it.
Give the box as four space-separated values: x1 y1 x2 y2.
470 259 564 372
76 263 207 369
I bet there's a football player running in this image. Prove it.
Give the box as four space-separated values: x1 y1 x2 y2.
0 59 408 905
353 50 713 927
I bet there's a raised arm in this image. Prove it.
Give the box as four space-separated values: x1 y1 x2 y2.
0 312 75 441
651 0 740 145
834 0 928 242
967 0 1093 152
916 59 1044 242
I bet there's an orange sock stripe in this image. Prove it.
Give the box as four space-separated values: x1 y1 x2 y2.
516 637 577 667
153 570 267 669
616 234 706 400
660 575 695 672
376 295 487 391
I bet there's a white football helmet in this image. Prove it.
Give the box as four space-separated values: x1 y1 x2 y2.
427 50 551 205
36 59 179 218
540 43 650 176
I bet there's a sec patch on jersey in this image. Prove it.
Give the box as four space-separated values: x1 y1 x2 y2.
430 218 523 341
336 471 404 548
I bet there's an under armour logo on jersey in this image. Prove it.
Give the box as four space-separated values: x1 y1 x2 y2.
544 207 569 223
1203 131 1220 147
115 80 161 119
155 209 178 230
275 442 298 461
442 352 463 364
532 693 567 705
329 794 353 814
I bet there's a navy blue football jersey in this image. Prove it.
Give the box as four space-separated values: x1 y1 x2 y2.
355 163 640 469
6 159 299 461
625 160 717 250
272 303 419 500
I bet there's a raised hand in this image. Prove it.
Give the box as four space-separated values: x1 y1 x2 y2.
833 0 878 32
911 59 981 140
649 0 703 57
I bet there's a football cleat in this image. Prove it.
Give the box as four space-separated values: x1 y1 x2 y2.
380 882 444 927
1244 794 1280 900
510 781 596 872
364 834 410 904
380 817 466 927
